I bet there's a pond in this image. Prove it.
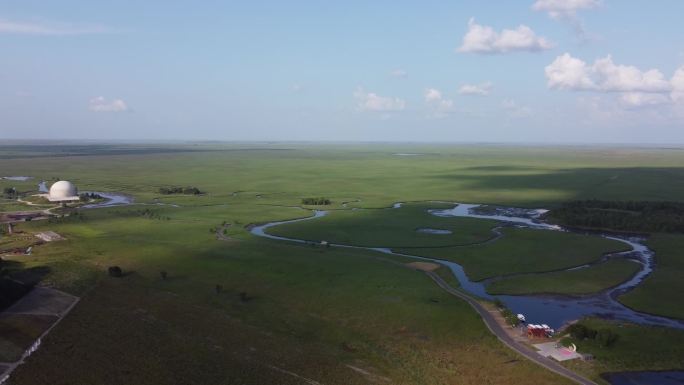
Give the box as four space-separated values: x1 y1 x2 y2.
603 371 684 385
416 228 452 235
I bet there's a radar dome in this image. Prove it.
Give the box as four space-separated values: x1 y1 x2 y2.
48 180 79 201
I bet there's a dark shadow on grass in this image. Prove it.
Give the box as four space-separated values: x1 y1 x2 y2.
0 261 52 311
431 167 684 206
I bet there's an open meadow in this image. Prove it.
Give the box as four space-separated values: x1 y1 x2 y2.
2 143 684 384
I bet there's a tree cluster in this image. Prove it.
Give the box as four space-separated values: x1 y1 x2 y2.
79 192 103 201
301 197 331 205
547 200 684 233
158 186 203 195
566 323 619 347
3 187 18 199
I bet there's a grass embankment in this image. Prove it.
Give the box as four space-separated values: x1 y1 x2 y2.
266 202 498 248
487 259 641 295
618 234 684 319
561 318 684 384
6 206 571 385
400 228 628 281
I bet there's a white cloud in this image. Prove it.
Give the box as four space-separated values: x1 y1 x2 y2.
548 55 684 116
545 53 596 90
669 66 684 103
424 88 455 118
390 69 408 78
593 56 670 93
89 96 128 112
354 88 406 112
545 53 671 93
458 82 493 96
502 99 532 118
532 0 600 20
458 18 554 54
424 88 442 102
0 18 110 36
619 92 670 109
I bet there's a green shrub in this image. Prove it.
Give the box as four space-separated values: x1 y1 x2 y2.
108 266 123 278
596 328 619 347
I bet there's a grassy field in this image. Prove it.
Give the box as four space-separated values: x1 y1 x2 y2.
561 318 684 384
618 234 684 320
2 143 684 383
267 202 498 247
3 143 684 208
5 207 571 385
400 228 628 281
486 259 642 295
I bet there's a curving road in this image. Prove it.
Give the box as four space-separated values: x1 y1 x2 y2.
425 271 596 385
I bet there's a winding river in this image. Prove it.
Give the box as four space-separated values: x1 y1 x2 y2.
25 183 683 384
250 202 684 331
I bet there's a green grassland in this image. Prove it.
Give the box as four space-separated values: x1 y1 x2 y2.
1 143 684 383
562 318 684 384
400 227 628 281
267 202 498 247
5 206 570 385
618 234 684 320
486 258 642 295
3 143 684 207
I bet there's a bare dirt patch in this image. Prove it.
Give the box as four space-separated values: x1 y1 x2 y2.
405 261 440 272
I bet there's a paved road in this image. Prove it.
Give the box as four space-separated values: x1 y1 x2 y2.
425 271 597 385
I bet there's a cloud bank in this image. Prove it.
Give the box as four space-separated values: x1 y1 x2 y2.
458 18 554 54
545 53 684 107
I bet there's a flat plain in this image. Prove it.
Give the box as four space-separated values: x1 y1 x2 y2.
1 143 684 384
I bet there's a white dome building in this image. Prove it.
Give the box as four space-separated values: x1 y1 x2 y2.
47 180 80 202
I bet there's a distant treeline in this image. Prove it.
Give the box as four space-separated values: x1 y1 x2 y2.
301 197 331 205
158 186 203 195
546 200 684 233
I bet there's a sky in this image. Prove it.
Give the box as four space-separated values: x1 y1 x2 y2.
1 0 683 143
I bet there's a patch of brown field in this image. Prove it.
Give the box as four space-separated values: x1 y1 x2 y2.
406 261 440 272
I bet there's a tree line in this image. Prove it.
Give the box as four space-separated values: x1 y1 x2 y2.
546 200 684 233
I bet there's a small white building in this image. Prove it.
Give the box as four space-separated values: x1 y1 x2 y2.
47 181 80 203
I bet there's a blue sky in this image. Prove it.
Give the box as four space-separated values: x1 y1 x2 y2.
1 1 683 143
